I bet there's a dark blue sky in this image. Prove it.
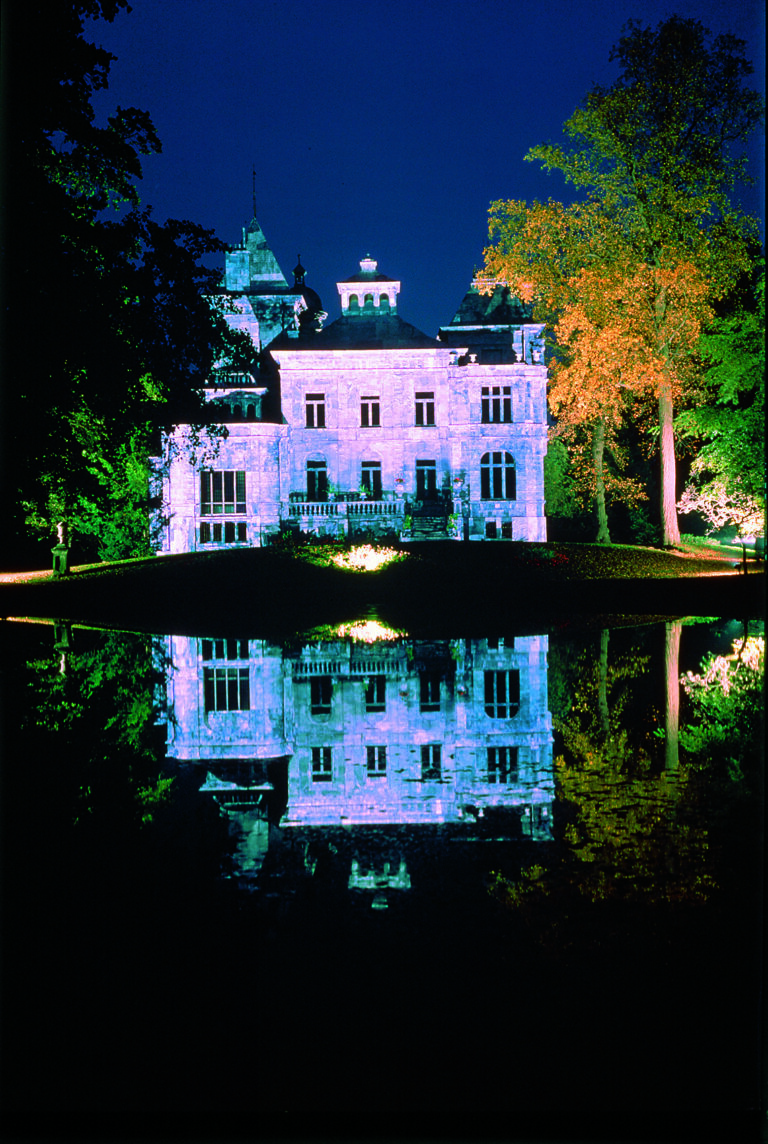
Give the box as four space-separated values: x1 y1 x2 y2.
89 0 765 337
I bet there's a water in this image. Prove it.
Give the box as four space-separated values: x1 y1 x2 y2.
0 615 763 1138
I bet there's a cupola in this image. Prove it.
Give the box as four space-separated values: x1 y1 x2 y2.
337 255 400 315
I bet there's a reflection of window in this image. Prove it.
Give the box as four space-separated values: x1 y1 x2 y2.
365 675 386 712
480 452 515 500
361 461 382 499
415 392 435 426
307 460 328 501
310 676 332 715
311 746 333 782
484 670 520 718
481 385 512 423
204 668 250 712
421 744 442 780
201 638 249 660
487 746 518 783
306 393 326 428
420 673 441 712
366 745 386 777
201 471 246 515
361 396 380 427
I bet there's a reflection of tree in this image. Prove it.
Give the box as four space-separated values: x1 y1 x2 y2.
491 627 716 928
680 631 764 789
21 629 172 830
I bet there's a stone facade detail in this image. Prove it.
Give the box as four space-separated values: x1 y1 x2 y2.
152 218 548 551
159 631 554 886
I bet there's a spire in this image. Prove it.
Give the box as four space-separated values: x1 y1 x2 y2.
293 255 306 287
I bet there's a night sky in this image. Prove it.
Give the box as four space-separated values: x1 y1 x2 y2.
87 0 765 338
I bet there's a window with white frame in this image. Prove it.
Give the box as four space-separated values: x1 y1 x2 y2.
306 393 326 428
419 672 441 712
311 746 333 782
310 676 332 715
484 670 520 718
360 461 382 499
366 745 387 777
480 452 516 500
201 638 249 661
421 744 442 781
487 746 518 783
203 667 250 713
200 470 246 515
365 675 386 712
481 385 512 423
415 391 435 426
307 460 328 501
361 395 381 427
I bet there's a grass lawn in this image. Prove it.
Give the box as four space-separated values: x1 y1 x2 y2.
0 537 762 637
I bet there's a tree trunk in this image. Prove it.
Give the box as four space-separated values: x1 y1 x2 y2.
658 381 680 547
597 628 610 738
592 419 611 543
664 619 681 773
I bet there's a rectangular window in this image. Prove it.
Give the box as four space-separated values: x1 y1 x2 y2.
361 396 381 427
203 667 250 713
421 744 442 781
415 391 435 426
307 460 328 501
365 675 386 712
201 470 246 515
311 746 333 782
420 673 441 712
484 670 520 718
360 461 382 499
366 745 387 777
213 523 222 542
481 385 512 423
237 521 247 542
200 522 211 544
310 676 332 715
306 394 326 428
201 638 249 661
487 746 518 783
501 521 513 539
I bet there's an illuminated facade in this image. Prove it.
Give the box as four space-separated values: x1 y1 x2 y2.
152 215 548 551
160 628 554 894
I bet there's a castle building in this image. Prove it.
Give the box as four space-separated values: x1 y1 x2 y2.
152 215 548 551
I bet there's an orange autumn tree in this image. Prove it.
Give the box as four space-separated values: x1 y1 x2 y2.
483 16 764 546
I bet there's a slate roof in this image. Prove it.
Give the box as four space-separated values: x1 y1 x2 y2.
443 283 533 328
269 314 440 351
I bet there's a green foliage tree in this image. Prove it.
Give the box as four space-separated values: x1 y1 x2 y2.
1 1 254 562
484 16 764 547
676 266 765 534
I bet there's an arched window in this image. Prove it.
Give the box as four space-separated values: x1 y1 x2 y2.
480 452 515 500
364 293 374 310
378 294 390 311
348 294 359 311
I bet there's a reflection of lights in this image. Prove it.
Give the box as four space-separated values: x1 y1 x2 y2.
334 619 406 643
331 545 406 573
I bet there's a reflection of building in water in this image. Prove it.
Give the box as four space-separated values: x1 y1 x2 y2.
160 631 553 892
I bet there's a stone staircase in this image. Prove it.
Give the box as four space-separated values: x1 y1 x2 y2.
411 503 450 540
